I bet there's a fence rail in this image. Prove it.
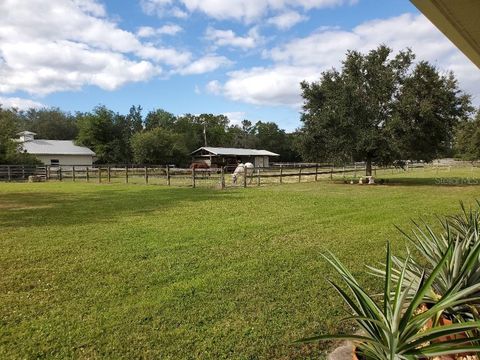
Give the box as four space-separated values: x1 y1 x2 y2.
0 163 432 188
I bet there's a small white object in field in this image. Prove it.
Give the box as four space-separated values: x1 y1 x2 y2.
359 177 363 184
350 180 354 184
367 176 375 184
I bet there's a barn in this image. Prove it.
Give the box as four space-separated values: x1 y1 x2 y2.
17 131 96 166
191 147 279 168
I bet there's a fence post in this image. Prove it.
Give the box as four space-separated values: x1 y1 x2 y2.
72 166 76 182
354 163 357 178
192 167 196 188
374 165 377 176
221 166 225 189
243 166 247 188
46 165 50 180
86 167 90 182
166 165 170 186
342 165 345 179
22 165 25 180
315 163 319 182
330 166 333 180
257 168 261 186
125 166 129 184
58 167 62 181
7 165 11 182
107 166 111 183
144 166 148 184
298 167 302 183
280 165 283 184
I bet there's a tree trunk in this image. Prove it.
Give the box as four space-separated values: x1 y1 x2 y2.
366 157 372 176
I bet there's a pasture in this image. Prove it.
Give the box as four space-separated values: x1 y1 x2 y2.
2 167 480 359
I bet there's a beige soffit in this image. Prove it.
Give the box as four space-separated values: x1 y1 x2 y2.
410 0 480 69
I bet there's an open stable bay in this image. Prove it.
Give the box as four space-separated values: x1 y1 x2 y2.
2 168 480 359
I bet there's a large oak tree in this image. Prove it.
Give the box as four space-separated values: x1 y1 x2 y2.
298 45 472 175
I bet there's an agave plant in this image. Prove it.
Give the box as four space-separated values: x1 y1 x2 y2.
371 203 480 320
297 243 480 360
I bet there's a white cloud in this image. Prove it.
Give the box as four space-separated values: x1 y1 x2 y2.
0 97 46 110
0 0 199 96
221 66 318 106
205 27 262 50
206 80 222 95
141 0 356 23
179 55 232 75
137 24 183 37
223 111 246 125
212 13 480 106
267 11 308 29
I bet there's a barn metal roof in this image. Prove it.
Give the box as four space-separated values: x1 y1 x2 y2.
191 147 279 156
20 140 96 156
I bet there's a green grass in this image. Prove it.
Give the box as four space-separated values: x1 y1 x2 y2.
2 168 480 359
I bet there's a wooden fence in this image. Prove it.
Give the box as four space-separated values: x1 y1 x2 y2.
0 163 427 188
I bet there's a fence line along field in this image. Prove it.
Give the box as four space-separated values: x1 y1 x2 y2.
0 162 466 188
2 167 480 359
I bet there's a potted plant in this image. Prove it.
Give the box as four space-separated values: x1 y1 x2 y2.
297 243 480 360
370 202 480 323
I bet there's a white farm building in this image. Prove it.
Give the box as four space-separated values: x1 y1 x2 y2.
17 131 96 166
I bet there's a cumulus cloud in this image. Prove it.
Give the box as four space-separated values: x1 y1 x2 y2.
141 0 356 23
223 111 246 126
178 55 232 75
211 13 480 106
0 97 46 110
267 11 308 29
137 24 183 37
205 27 262 50
206 80 222 95
0 0 218 98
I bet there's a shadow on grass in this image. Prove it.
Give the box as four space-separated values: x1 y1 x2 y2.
0 186 240 228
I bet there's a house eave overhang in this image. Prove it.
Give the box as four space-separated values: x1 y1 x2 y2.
410 0 480 69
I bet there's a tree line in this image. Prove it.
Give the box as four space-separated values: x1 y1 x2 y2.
1 45 480 169
0 105 301 166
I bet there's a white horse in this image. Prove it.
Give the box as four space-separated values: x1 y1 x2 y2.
232 162 254 184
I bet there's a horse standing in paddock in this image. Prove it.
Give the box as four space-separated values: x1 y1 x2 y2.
232 162 254 185
190 161 211 178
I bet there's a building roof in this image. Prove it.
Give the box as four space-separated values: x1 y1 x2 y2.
20 140 96 156
17 131 37 136
191 147 279 157
411 0 480 68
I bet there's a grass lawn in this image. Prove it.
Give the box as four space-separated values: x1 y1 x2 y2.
2 168 480 359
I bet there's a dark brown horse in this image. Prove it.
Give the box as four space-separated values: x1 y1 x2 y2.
190 162 211 178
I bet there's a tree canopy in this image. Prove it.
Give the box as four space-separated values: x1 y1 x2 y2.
455 109 480 161
298 45 472 175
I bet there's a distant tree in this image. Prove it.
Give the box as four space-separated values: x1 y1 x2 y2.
144 109 176 130
253 121 284 151
131 127 188 165
235 120 256 148
126 105 144 134
196 114 230 147
298 45 471 175
0 107 39 164
455 109 480 161
76 106 117 163
21 108 78 140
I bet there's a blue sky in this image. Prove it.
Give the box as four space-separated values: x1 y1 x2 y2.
1 0 479 131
